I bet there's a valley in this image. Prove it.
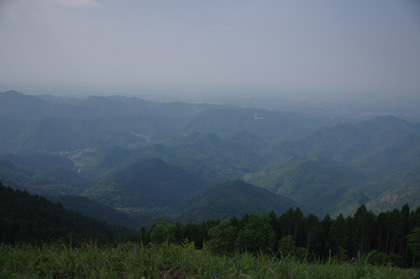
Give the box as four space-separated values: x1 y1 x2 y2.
1 90 419 229
2 1 420 275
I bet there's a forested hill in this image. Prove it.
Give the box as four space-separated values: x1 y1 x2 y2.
83 158 204 209
176 180 297 223
0 182 134 245
249 115 420 216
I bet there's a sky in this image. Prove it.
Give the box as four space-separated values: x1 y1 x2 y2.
0 0 419 97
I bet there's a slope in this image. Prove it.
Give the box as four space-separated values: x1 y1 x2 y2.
48 195 141 229
261 115 420 215
0 182 133 244
83 158 203 210
170 180 297 223
0 154 91 196
268 115 420 167
246 156 367 217
82 132 265 184
363 164 420 213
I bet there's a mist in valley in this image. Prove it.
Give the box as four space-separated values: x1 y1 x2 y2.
0 0 420 249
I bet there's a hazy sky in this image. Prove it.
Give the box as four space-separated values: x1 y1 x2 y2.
1 0 419 96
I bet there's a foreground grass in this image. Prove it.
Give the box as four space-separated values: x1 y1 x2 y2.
0 242 418 279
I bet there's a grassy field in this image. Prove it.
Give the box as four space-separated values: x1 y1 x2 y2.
1 242 419 279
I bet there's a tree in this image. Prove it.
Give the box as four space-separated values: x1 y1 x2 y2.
407 227 420 260
303 213 319 254
236 214 275 253
208 219 238 254
329 214 351 255
400 204 410 266
269 210 281 243
150 221 177 244
277 235 306 260
182 223 204 249
315 214 333 258
353 204 376 254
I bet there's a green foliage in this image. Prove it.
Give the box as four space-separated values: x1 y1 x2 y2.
278 235 307 260
334 246 350 262
408 227 420 259
236 214 275 253
150 221 177 244
368 251 403 267
1 242 418 279
208 219 238 254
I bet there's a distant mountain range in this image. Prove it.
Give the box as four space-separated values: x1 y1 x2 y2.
1 90 419 229
0 90 348 154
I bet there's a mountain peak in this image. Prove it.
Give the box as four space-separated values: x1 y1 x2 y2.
0 90 50 119
2 90 23 96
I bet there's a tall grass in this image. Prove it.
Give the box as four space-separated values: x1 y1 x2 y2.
1 242 418 279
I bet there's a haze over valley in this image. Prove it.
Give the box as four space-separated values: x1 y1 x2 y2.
0 89 419 229
1 2 420 273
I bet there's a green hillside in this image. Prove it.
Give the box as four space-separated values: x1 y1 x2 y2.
48 195 142 229
351 134 420 177
1 153 74 171
83 158 202 210
268 115 420 167
255 116 420 215
12 117 106 154
226 129 270 154
171 180 297 223
0 182 133 244
81 146 132 182
363 165 420 213
165 133 265 177
82 132 264 184
0 155 91 196
0 90 50 119
246 156 366 216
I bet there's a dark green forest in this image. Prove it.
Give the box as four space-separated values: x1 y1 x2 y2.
2 181 420 268
141 204 420 268
0 182 134 245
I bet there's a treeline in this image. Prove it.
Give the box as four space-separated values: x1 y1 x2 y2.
0 182 134 245
2 180 420 267
142 205 420 267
